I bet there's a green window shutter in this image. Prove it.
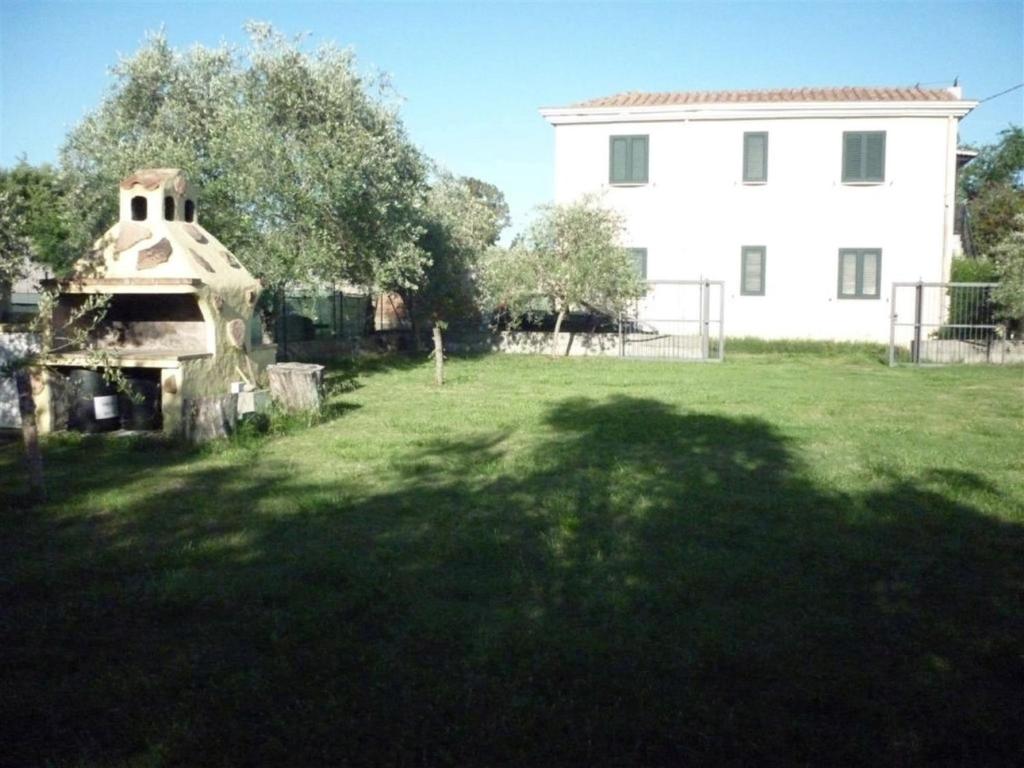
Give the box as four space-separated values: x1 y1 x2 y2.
627 247 647 278
838 250 858 296
860 250 880 296
740 246 766 295
843 131 886 182
610 137 628 183
610 135 648 184
743 133 767 182
842 133 862 182
630 136 649 183
864 133 885 181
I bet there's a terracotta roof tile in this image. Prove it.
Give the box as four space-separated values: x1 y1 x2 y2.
570 86 959 108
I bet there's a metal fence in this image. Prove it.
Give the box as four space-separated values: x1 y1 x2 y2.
888 281 1021 365
273 285 371 358
620 279 725 361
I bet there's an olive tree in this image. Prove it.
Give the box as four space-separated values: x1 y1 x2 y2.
60 23 429 293
481 196 646 356
1 200 116 501
1 189 33 331
401 173 507 383
959 126 1024 258
0 162 74 274
990 214 1024 335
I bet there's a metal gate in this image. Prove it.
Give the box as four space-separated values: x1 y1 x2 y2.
619 279 725 361
888 281 1012 365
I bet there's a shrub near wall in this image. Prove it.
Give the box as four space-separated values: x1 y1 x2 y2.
942 259 1001 340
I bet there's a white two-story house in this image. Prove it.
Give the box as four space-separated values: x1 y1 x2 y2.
540 86 976 342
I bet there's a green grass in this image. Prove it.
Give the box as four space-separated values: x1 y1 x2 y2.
2 352 1023 766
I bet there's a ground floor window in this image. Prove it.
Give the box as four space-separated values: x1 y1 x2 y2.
837 248 881 299
741 246 766 295
627 247 647 279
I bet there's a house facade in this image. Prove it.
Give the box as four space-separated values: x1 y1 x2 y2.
540 87 976 342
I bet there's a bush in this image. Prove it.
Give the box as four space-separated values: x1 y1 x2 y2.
950 257 999 283
725 337 887 360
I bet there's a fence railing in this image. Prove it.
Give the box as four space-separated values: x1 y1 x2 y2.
620 279 725 361
888 281 1021 365
273 286 371 359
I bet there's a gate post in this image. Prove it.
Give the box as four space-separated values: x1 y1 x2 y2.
700 279 711 359
912 281 924 365
888 283 898 366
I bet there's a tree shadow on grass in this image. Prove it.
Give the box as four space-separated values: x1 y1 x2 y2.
1 396 1022 767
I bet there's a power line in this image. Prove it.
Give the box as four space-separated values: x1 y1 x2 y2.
977 82 1024 104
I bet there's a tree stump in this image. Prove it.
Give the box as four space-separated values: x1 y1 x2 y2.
183 394 238 444
267 362 325 412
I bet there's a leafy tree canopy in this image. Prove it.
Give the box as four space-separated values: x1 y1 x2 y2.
960 125 1024 199
409 172 509 329
0 191 33 288
480 196 646 353
959 126 1024 259
0 161 73 272
990 213 1024 331
60 23 429 290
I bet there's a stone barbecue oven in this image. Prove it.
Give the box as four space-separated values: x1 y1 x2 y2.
38 168 276 435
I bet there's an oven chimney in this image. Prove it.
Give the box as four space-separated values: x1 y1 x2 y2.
118 169 197 226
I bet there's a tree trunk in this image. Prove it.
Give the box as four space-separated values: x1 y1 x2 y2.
0 279 11 323
410 312 421 353
551 307 567 358
433 324 444 386
14 368 45 503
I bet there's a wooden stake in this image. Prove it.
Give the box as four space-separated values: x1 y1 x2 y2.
14 368 45 503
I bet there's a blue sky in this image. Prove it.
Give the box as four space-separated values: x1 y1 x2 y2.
1 0 1022 237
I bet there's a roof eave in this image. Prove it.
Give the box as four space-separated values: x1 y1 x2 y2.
539 100 979 125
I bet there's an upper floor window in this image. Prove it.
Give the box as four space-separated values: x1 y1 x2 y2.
842 131 886 183
741 246 766 295
743 133 768 183
609 135 649 184
184 200 195 222
837 248 881 299
164 195 176 221
626 247 647 278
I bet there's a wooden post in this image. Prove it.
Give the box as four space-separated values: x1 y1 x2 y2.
912 281 924 365
433 324 444 386
14 368 45 502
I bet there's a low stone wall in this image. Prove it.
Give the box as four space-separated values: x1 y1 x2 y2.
495 331 622 357
449 331 709 360
0 331 40 428
912 339 1024 365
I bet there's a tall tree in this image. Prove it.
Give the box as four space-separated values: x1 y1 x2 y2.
0 191 33 319
0 162 73 273
959 126 1024 258
959 126 1024 198
990 213 1024 335
481 196 646 356
59 23 429 292
402 173 507 382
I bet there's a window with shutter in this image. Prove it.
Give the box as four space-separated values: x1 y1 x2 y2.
842 132 886 183
626 247 648 279
740 246 766 295
743 133 768 183
609 135 649 184
837 248 881 298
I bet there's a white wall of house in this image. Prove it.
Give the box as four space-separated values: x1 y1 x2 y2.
543 99 972 341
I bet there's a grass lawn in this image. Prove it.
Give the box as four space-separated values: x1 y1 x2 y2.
2 350 1023 766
